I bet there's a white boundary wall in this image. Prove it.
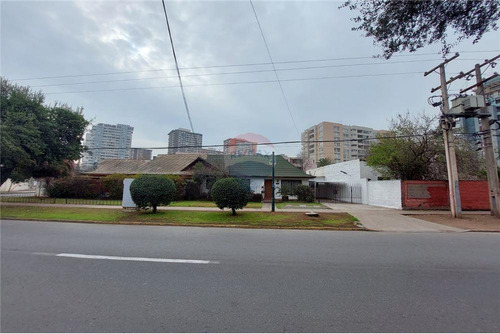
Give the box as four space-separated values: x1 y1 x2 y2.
366 180 402 209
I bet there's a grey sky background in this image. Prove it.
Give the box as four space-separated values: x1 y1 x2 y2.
1 0 499 156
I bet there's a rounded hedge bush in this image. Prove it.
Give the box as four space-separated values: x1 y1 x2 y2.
210 177 249 215
130 175 176 213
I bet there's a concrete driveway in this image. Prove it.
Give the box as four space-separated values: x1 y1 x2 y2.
321 203 466 232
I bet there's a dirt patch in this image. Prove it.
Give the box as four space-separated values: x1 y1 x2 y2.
406 214 500 232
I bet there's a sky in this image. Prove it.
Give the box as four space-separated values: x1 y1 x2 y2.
1 0 499 157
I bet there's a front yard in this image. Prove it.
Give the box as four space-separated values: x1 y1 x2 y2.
0 205 359 230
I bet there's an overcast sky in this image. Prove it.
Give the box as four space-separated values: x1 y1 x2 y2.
1 0 499 156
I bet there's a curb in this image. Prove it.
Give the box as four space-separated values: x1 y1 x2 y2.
0 217 366 231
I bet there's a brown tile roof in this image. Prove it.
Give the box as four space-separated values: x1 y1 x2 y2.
88 154 207 175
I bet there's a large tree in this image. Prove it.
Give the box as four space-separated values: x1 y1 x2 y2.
366 112 484 180
341 0 500 59
0 78 89 184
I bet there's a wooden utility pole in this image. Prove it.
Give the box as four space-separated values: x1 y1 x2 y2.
425 53 462 217
474 65 500 217
457 54 500 217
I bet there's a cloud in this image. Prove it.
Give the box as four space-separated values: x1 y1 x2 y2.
1 0 499 157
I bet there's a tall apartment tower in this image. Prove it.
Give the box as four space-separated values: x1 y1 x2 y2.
168 128 203 154
301 122 383 164
81 123 134 171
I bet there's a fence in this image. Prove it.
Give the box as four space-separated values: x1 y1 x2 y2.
0 194 122 206
314 182 362 204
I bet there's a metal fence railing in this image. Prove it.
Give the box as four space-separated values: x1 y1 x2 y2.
0 196 122 206
314 182 363 204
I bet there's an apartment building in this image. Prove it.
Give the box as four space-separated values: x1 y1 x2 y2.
129 148 152 160
457 75 500 165
301 122 383 164
168 128 203 154
223 137 258 155
81 123 134 171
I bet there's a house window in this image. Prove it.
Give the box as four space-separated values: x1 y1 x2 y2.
280 180 302 195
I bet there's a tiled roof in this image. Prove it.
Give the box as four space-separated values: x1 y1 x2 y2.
88 154 312 178
223 155 312 178
88 154 206 175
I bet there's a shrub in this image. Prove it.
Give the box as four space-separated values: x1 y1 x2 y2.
184 180 201 200
164 175 186 200
295 184 315 202
211 177 250 215
101 174 128 199
47 177 100 198
130 175 176 213
250 193 263 202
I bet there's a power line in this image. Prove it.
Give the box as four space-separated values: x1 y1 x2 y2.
45 71 424 95
86 131 477 151
161 0 194 133
249 0 299 137
29 58 473 88
10 51 497 82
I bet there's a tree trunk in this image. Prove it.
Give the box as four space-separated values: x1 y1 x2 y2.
152 205 157 213
231 207 237 215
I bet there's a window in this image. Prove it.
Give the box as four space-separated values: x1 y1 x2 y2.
280 180 302 195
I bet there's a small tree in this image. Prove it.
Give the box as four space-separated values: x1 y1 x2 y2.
211 178 249 215
295 184 315 203
130 175 176 213
317 158 333 167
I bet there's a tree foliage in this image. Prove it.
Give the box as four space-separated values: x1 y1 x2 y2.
340 0 500 58
295 184 315 202
210 177 249 215
0 78 89 184
366 113 484 180
317 157 334 167
130 175 176 213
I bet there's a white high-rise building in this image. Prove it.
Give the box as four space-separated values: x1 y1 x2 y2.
81 123 134 171
301 122 386 164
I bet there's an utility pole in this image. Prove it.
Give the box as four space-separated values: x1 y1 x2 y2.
456 55 500 217
474 65 500 217
425 53 462 217
272 151 275 212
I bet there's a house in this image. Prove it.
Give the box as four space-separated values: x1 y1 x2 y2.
88 154 314 200
87 154 211 178
220 155 313 200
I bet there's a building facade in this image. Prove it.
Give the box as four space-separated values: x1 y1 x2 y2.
223 138 258 155
81 123 134 171
168 128 203 154
129 148 152 160
301 122 383 164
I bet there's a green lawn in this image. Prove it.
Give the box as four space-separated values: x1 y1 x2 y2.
276 201 326 209
171 200 262 209
0 205 359 229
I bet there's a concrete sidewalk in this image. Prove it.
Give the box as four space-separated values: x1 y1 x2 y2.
321 203 466 232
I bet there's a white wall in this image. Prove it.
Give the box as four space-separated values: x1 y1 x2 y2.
307 159 380 183
367 180 402 209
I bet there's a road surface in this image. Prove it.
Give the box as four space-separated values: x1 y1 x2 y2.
1 219 499 332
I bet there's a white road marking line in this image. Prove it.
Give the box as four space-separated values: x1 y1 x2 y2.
56 253 217 264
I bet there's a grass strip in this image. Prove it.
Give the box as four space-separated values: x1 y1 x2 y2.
0 205 359 230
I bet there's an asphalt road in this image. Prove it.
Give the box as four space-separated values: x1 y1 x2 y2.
1 219 499 332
